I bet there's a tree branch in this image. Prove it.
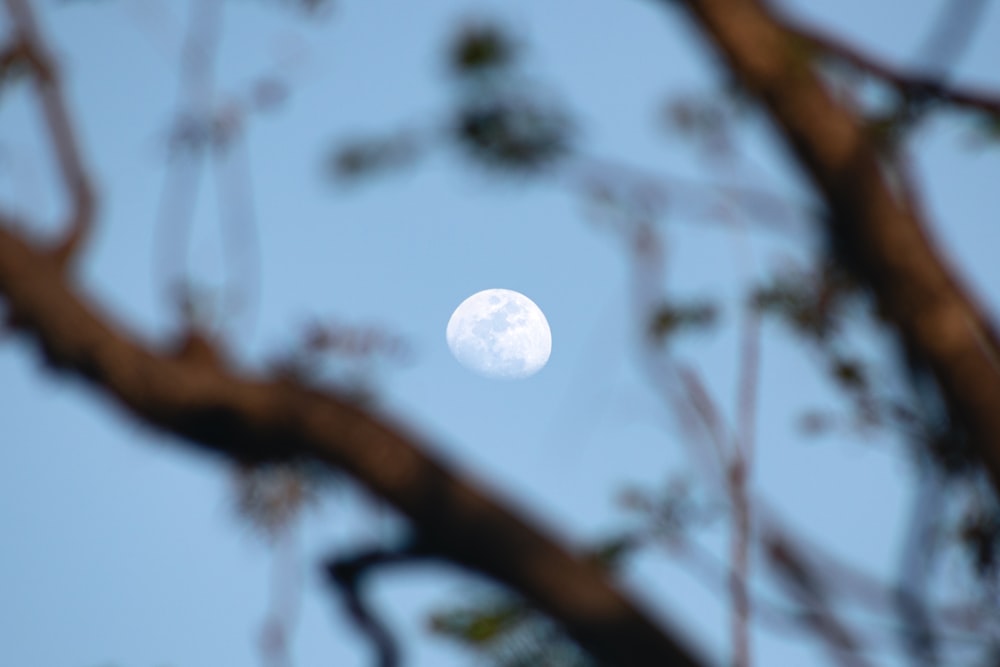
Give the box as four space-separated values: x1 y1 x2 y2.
0 222 708 667
789 14 1000 117
3 0 95 264
0 4 709 663
766 535 875 667
324 539 436 667
667 0 1000 502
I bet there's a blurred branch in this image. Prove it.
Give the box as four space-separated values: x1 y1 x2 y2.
259 523 303 667
624 214 760 665
154 0 263 335
912 0 989 79
568 154 810 237
648 517 996 655
0 8 708 664
760 504 1000 644
766 535 876 667
788 11 1000 117
0 221 711 667
324 540 435 667
667 0 1000 508
894 458 944 665
2 0 95 265
729 309 760 667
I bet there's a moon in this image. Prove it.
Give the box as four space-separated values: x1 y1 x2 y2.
446 289 552 379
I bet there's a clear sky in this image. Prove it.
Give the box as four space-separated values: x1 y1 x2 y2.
2 0 1000 666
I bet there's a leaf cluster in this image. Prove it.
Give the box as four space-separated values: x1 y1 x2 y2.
327 19 573 182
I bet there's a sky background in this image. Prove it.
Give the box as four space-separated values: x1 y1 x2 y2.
2 0 1000 666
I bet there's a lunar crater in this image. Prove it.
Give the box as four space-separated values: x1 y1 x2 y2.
446 288 552 380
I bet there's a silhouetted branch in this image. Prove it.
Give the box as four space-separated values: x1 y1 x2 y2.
324 539 435 667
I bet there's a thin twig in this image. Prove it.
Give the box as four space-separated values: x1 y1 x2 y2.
155 0 262 336
654 526 997 654
3 0 96 264
729 308 761 667
679 365 731 462
625 214 760 665
155 0 224 311
766 534 877 667
895 454 944 666
912 0 989 80
323 539 435 667
259 524 303 667
788 15 1000 116
212 119 262 337
567 154 810 237
626 220 729 482
735 311 760 467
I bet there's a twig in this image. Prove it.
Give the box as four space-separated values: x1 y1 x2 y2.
154 0 224 311
655 525 997 654
679 365 731 462
154 0 261 336
259 523 303 667
323 539 435 667
625 220 731 485
567 154 810 237
670 0 1000 535
788 14 1000 117
894 454 944 666
212 125 261 337
912 0 989 78
729 308 761 667
735 310 760 467
3 0 95 264
766 534 876 667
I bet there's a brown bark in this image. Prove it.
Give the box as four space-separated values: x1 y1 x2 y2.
0 225 706 666
671 0 1000 494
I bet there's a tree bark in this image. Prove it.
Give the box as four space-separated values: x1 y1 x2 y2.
0 225 707 667
670 0 1000 493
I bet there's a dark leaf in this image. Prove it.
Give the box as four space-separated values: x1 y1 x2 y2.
830 357 867 392
329 133 420 181
454 98 572 172
959 508 1000 577
648 300 717 342
449 23 517 76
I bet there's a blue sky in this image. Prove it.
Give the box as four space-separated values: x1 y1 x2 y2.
2 0 1000 666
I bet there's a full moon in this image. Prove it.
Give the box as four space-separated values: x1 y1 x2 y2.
446 289 552 379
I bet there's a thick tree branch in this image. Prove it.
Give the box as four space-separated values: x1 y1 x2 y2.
668 0 1000 500
0 223 707 667
0 4 706 663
